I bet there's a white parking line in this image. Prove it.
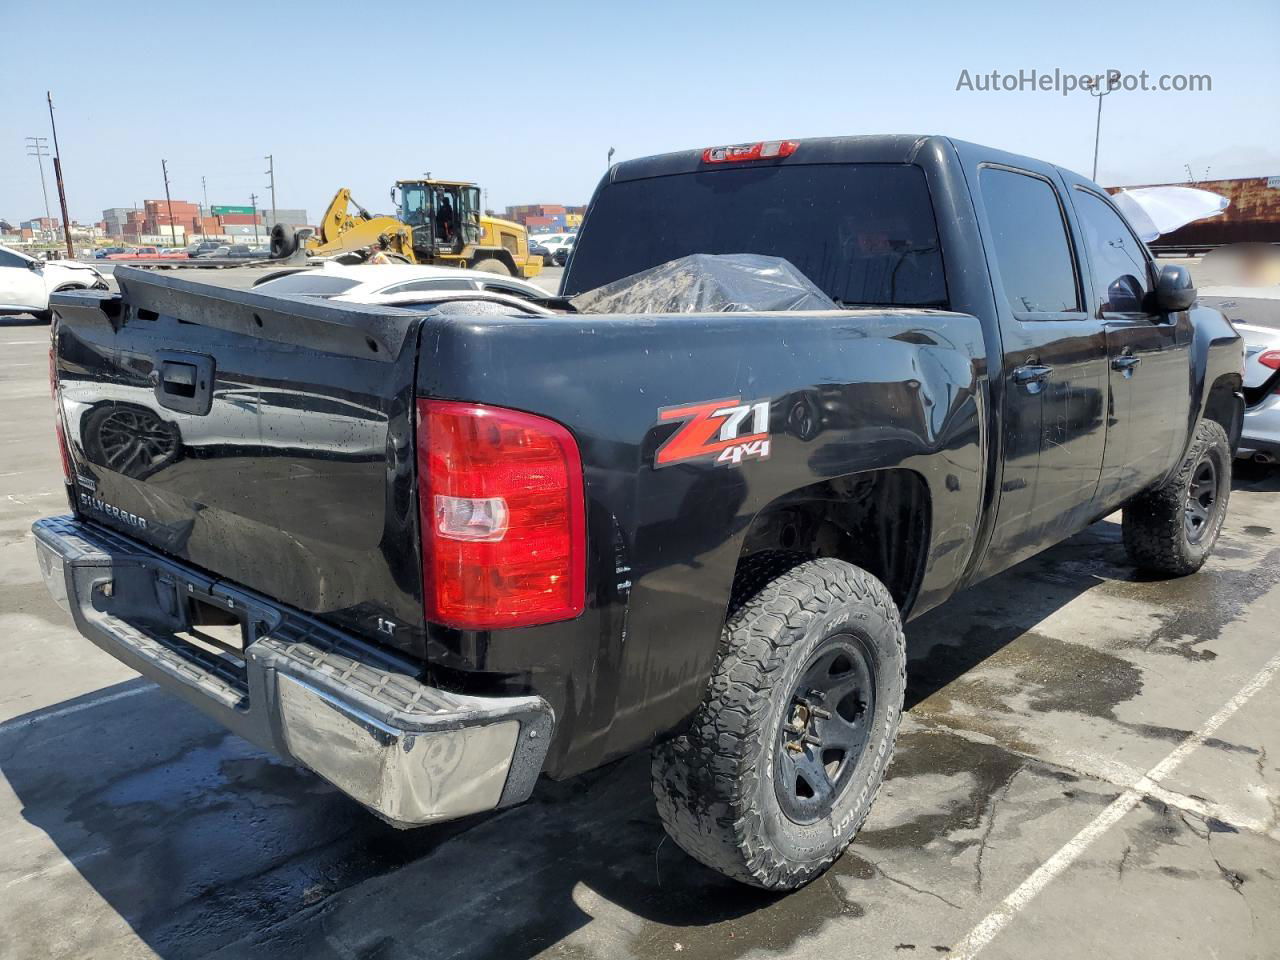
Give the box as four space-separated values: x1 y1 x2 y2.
951 647 1280 959
0 685 155 735
1 341 50 346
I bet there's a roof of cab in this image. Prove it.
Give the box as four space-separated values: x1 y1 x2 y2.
609 134 946 183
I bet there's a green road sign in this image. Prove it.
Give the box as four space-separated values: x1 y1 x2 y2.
211 205 255 215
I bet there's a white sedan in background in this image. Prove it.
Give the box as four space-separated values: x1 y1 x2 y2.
1200 286 1280 466
0 245 108 320
251 262 551 303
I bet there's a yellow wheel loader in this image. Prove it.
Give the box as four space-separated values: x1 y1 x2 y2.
270 180 542 278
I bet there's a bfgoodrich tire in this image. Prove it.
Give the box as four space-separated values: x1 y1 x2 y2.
651 558 905 890
1123 418 1231 576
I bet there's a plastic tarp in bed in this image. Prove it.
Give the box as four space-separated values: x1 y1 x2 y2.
569 253 837 314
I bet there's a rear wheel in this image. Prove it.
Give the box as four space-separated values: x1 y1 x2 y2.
471 257 512 276
1123 418 1231 576
651 558 905 890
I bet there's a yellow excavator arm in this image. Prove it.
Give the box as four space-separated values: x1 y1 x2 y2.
306 188 416 262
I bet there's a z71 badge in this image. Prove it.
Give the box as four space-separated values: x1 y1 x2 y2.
654 397 772 468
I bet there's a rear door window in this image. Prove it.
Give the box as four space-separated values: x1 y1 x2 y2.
979 167 1080 315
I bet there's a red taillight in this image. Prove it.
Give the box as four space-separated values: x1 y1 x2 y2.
49 347 71 483
54 420 72 483
417 399 585 629
701 140 799 164
1259 350 1280 371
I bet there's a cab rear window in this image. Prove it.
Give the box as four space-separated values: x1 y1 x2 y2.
564 163 946 307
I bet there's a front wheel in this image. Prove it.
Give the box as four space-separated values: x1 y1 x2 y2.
1122 419 1231 576
651 558 905 890
470 257 512 276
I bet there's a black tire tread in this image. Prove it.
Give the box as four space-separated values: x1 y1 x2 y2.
1122 418 1230 576
651 558 904 889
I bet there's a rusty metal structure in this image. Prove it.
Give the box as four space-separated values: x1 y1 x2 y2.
1108 176 1280 253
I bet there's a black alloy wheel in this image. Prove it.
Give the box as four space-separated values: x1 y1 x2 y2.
774 636 877 824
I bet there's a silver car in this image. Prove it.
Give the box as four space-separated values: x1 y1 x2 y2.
1201 287 1280 465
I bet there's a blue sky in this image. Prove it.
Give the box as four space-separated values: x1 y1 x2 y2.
3 0 1277 224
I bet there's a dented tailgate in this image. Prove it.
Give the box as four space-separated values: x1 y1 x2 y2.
51 267 428 658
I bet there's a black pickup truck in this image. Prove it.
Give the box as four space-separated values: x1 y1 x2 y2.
37 135 1243 891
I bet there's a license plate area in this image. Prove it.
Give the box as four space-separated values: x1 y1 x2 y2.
88 556 277 696
177 595 248 664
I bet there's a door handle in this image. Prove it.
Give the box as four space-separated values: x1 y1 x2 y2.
152 351 215 415
158 361 197 396
1012 364 1053 385
1111 354 1142 372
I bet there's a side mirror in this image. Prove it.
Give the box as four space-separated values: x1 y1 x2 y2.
1154 263 1196 312
28 259 42 272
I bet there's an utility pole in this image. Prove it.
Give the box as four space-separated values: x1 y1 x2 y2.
264 154 277 226
201 175 212 240
250 192 260 244
199 174 209 239
46 92 75 259
24 137 53 232
161 159 177 247
607 146 615 168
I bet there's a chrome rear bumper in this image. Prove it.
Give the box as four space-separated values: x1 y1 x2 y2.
33 515 553 827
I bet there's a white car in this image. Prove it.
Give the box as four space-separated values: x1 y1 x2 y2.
0 245 108 320
535 234 577 261
251 262 551 303
531 233 569 247
1200 286 1280 465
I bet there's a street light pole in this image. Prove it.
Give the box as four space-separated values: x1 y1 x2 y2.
46 92 75 259
607 146 615 168
1087 73 1116 182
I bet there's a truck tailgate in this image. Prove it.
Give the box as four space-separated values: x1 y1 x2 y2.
52 267 427 657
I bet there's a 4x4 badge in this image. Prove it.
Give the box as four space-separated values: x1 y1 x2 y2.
654 397 771 468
